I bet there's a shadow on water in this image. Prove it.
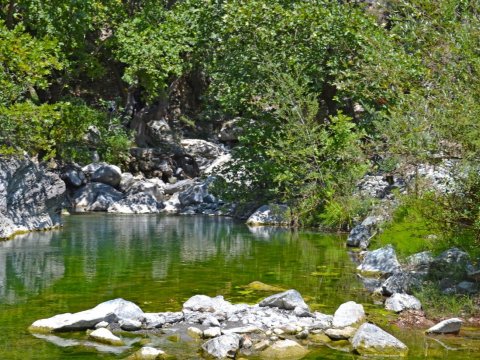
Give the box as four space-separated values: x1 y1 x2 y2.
0 214 478 359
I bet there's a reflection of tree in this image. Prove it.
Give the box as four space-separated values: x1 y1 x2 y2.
0 230 64 304
0 214 364 313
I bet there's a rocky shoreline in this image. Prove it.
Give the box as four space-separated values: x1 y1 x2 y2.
29 289 467 359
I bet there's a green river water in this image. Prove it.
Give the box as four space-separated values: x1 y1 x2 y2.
0 214 478 359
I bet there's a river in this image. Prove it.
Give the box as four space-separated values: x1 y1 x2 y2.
0 214 478 359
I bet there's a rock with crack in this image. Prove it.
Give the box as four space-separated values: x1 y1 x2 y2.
350 323 408 356
201 333 242 359
0 156 65 239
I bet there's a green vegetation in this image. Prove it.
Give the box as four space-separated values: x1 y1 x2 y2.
414 283 478 319
1 0 480 239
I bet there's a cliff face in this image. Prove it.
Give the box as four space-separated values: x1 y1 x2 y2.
0 156 66 239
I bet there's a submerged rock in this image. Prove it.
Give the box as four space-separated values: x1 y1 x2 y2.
426 318 463 334
127 346 166 360
332 301 365 328
260 339 309 360
88 328 124 346
246 281 286 292
385 293 422 313
350 323 408 356
325 326 357 340
201 333 241 359
357 245 401 275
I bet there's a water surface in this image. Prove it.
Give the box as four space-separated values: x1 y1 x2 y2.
0 214 478 359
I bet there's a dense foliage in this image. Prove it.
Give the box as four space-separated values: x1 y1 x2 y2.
1 0 479 234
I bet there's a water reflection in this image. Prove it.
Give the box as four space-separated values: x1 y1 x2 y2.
0 230 64 304
0 214 358 310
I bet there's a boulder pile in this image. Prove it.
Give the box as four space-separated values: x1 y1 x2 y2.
30 290 410 359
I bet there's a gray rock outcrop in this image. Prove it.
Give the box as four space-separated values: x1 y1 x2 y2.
71 183 123 212
357 245 401 275
0 156 65 239
380 271 422 296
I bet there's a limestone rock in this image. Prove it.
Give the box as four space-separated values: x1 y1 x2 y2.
259 290 309 312
260 339 308 360
183 295 235 313
381 271 422 296
347 216 382 249
385 293 422 313
0 156 65 239
426 318 462 334
180 139 224 171
89 163 122 187
71 183 123 212
201 333 241 359
357 245 401 275
163 179 194 195
246 205 290 226
332 301 365 328
406 251 434 272
88 328 123 346
29 298 144 332
61 167 86 187
350 323 408 356
120 318 142 331
178 183 207 206
204 327 222 338
108 192 163 214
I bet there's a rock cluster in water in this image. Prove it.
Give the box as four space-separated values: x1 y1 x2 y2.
30 290 413 359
